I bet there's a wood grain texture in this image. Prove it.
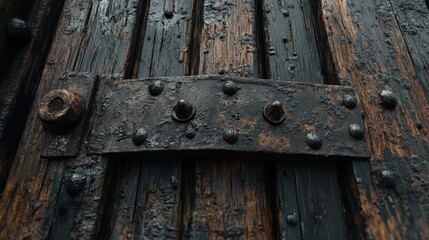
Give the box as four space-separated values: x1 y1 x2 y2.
0 0 142 238
100 0 194 238
262 0 324 83
180 1 277 239
260 1 355 239
197 0 259 77
0 0 64 191
319 0 429 238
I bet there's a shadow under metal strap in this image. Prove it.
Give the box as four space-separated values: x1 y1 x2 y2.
39 72 370 160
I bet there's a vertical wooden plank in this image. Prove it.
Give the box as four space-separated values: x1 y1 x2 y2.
318 0 429 238
294 163 350 239
197 0 260 77
181 0 277 239
263 0 324 83
100 0 194 239
0 0 64 191
0 0 143 238
275 165 301 239
132 0 191 77
261 0 354 239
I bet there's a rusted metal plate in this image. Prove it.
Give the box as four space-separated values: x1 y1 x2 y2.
88 75 370 159
41 72 98 158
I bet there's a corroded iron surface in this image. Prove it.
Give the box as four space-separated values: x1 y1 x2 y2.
42 72 97 157
87 75 369 159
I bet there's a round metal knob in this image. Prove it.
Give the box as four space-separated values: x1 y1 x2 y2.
263 101 286 125
306 132 322 150
172 99 196 122
380 90 397 109
38 89 86 135
7 18 31 40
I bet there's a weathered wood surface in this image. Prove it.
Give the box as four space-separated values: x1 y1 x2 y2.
0 0 65 191
262 0 324 83
319 0 429 239
181 1 277 239
101 0 193 238
0 0 142 238
261 1 355 238
1 0 429 239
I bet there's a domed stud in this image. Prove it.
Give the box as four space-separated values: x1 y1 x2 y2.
172 99 196 122
263 101 286 125
343 94 357 109
38 89 86 135
349 123 364 139
380 90 397 109
164 10 174 19
7 18 31 40
132 128 148 146
148 80 164 96
222 81 238 96
223 127 239 144
306 132 322 150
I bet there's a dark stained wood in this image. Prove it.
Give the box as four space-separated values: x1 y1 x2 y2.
261 0 355 238
318 0 429 238
100 158 183 239
180 0 277 239
100 0 194 239
294 163 350 239
0 0 65 190
0 0 143 238
262 0 324 83
1 0 429 239
182 159 276 239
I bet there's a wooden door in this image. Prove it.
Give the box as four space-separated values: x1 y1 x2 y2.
1 0 429 239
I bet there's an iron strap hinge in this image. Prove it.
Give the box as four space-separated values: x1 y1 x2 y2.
39 72 370 160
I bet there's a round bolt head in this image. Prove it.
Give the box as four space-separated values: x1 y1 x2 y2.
349 123 364 139
38 89 86 135
164 10 174 19
223 81 238 96
185 128 196 139
65 172 86 197
380 170 396 188
286 213 298 226
7 18 31 40
380 90 397 109
172 99 196 122
263 101 286 125
148 80 164 96
343 94 357 109
223 127 239 144
306 132 322 150
132 128 148 146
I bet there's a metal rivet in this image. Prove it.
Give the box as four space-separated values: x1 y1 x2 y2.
416 121 422 129
263 101 286 125
349 123 364 139
38 89 86 135
65 172 86 197
186 128 196 139
172 99 196 122
380 170 395 188
343 94 357 109
306 133 322 150
223 81 238 96
223 127 239 144
148 80 164 96
132 128 148 146
282 36 288 43
286 213 298 226
380 90 397 109
7 18 31 40
164 10 174 19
